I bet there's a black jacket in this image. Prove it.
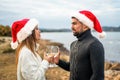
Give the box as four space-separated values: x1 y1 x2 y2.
58 30 104 80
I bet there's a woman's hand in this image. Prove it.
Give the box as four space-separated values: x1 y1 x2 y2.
43 52 54 63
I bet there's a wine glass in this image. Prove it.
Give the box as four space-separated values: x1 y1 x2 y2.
51 46 59 57
45 45 59 67
45 46 52 56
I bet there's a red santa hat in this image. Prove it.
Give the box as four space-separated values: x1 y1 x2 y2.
71 10 106 38
11 18 39 49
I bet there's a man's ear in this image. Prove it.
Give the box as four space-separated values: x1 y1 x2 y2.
83 25 89 31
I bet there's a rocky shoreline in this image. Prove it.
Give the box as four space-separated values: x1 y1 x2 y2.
0 37 120 80
105 61 120 80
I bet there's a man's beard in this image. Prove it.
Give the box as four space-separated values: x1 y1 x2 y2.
73 31 83 36
73 32 79 36
72 27 83 36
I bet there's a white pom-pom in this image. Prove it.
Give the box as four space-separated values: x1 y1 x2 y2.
98 31 106 38
10 41 18 49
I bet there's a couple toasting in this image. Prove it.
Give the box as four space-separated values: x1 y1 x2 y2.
11 10 105 80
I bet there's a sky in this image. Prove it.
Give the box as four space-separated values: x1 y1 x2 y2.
0 0 120 29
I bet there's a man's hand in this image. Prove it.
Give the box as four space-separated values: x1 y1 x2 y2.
54 52 60 64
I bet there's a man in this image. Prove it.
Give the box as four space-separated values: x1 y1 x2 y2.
54 10 105 80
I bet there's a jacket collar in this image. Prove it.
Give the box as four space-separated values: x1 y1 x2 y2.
76 29 92 41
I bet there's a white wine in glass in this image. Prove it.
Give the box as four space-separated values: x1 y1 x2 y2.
51 46 59 57
45 45 59 67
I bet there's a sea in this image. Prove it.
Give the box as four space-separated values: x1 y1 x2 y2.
41 32 120 62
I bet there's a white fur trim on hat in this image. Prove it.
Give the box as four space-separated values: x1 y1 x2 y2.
17 19 38 43
72 12 94 30
98 31 106 38
11 41 18 49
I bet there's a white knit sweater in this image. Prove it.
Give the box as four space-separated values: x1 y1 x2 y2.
17 46 49 80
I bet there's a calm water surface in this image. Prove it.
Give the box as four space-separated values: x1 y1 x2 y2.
41 32 120 62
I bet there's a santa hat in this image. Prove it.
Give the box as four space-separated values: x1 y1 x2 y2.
71 10 106 38
11 18 38 49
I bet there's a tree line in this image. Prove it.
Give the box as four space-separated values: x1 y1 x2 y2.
0 25 11 36
0 24 120 36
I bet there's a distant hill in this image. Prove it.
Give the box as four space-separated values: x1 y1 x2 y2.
40 28 71 32
102 26 120 32
40 26 120 32
0 24 120 37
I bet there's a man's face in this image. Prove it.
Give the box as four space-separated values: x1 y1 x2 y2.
71 18 84 36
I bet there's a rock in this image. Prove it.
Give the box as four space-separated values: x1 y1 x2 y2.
105 61 112 70
114 75 120 80
105 62 120 80
110 62 120 70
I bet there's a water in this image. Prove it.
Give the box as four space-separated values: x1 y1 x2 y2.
41 32 120 62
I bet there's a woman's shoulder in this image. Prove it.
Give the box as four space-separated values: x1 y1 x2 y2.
21 46 31 52
19 46 33 57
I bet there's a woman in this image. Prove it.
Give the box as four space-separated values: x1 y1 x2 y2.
11 18 53 80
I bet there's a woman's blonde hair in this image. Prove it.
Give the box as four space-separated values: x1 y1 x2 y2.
16 28 37 65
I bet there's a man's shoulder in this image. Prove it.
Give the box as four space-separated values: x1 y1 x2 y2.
89 37 103 47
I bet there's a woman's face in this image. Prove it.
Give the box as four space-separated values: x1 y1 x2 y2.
34 26 41 40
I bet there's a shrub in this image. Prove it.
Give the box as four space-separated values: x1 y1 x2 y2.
0 25 11 36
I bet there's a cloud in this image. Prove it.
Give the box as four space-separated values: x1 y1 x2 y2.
0 0 120 28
